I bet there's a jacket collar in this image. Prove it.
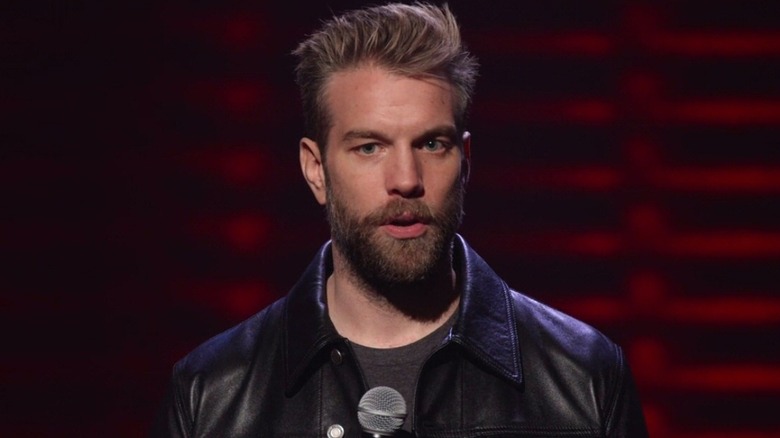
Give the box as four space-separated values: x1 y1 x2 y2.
283 235 523 395
448 234 523 386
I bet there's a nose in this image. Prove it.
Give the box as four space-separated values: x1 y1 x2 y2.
386 146 423 198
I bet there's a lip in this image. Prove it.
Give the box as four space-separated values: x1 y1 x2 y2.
381 222 427 239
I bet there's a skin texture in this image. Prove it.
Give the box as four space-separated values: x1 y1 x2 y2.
300 64 471 347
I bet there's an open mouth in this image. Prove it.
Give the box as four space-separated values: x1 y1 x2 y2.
386 212 427 227
382 212 429 238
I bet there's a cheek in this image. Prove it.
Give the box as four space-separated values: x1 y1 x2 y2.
330 160 382 191
428 161 462 191
327 169 380 209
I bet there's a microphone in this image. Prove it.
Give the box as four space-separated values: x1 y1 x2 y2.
357 386 407 437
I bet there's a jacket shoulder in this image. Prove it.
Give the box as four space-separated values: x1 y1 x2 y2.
173 297 286 381
510 289 620 370
151 299 288 437
509 289 641 434
508 290 648 436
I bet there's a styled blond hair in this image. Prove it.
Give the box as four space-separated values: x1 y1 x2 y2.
292 2 478 148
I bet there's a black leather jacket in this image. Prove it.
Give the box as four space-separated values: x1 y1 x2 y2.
152 236 648 437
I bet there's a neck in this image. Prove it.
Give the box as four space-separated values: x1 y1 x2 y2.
326 244 460 348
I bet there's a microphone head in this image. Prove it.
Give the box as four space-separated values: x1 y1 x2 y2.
357 386 407 436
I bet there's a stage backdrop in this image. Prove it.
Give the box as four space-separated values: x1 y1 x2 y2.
2 1 779 436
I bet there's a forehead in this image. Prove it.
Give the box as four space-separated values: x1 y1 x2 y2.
322 66 456 139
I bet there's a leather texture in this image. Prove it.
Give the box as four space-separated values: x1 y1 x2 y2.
151 235 648 437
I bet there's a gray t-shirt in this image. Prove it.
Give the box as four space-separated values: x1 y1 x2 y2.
351 315 455 433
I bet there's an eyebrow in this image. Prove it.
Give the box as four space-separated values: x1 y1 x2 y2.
416 125 459 144
342 125 459 145
342 129 392 144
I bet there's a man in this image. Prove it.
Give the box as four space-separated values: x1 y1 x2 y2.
152 3 648 437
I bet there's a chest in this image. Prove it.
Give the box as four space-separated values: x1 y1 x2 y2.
230 346 603 438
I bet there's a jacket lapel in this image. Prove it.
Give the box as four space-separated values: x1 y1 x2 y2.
283 242 343 396
449 235 524 387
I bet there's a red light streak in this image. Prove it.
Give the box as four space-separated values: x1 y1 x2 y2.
665 232 780 258
651 167 780 193
472 30 780 57
476 230 780 258
478 165 780 194
177 146 269 186
667 298 780 325
469 31 614 56
646 32 780 57
171 280 276 319
162 13 269 51
673 365 780 392
477 99 616 124
672 433 780 438
475 232 624 257
555 296 780 326
181 80 271 115
667 100 780 125
223 214 271 252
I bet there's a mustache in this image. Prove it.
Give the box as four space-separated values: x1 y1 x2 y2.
362 199 435 226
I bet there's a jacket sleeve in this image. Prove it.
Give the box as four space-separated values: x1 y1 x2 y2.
149 366 193 438
606 351 649 438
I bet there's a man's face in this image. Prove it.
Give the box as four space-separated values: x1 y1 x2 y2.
309 65 468 289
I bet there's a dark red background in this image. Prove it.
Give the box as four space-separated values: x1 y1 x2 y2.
2 1 779 436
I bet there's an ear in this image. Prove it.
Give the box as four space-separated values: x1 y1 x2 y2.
300 137 327 205
461 131 471 185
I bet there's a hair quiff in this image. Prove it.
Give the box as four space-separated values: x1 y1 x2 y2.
292 2 478 149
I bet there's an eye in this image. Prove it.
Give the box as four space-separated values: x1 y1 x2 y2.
421 139 448 152
357 143 379 155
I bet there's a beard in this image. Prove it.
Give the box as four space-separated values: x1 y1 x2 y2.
325 178 464 293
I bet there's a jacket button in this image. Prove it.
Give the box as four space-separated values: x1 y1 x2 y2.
330 348 344 365
326 424 344 438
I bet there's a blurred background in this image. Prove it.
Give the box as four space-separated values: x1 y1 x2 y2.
2 0 779 436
